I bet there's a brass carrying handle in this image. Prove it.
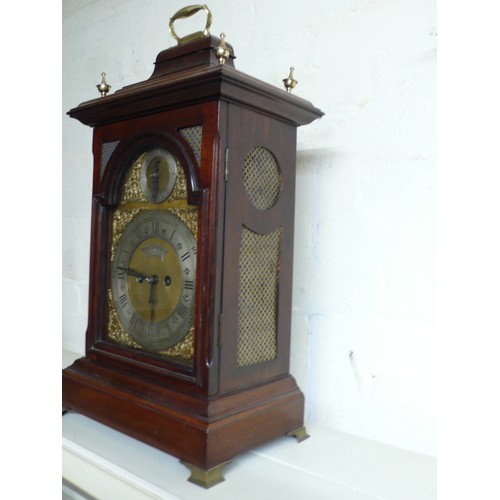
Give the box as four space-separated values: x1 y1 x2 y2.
169 5 212 45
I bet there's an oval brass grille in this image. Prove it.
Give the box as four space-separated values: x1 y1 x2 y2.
242 147 281 210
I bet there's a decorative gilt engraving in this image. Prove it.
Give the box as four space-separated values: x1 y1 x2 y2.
107 290 195 360
107 147 198 361
165 207 198 237
169 159 189 201
161 326 194 359
111 207 198 261
121 153 146 204
110 208 141 261
108 289 142 349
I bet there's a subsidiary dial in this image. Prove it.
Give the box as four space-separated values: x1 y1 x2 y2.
140 148 177 203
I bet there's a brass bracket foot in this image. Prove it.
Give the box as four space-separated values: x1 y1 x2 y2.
180 460 231 488
287 426 310 443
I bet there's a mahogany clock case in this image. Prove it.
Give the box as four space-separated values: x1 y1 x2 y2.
62 35 323 476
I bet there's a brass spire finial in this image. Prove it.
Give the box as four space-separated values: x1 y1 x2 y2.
214 33 231 65
283 67 297 93
96 72 111 97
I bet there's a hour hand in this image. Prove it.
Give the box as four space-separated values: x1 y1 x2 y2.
117 266 148 283
149 280 157 323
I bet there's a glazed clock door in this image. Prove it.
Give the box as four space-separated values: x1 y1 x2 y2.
99 130 201 372
219 105 298 392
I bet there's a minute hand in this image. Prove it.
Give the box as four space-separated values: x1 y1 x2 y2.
117 266 149 283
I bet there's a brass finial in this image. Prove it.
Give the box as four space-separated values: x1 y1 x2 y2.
283 67 297 93
214 33 231 65
96 72 111 97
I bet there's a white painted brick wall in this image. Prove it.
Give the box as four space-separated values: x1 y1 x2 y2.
63 0 436 456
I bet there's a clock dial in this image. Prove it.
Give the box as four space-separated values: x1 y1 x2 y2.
111 210 196 351
140 148 177 203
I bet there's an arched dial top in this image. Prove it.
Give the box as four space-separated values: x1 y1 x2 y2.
111 210 196 352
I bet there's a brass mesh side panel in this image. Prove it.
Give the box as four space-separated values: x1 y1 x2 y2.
242 147 281 210
179 126 203 167
100 140 120 177
237 226 282 367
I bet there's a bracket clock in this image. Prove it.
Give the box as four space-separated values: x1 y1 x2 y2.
62 5 323 488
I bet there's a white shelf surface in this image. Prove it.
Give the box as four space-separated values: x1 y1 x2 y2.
62 351 436 500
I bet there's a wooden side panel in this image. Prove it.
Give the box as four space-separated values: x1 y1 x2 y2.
219 105 298 393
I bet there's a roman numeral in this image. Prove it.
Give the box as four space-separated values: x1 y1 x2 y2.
119 294 128 307
177 303 189 319
152 220 159 234
180 251 190 261
129 313 138 328
184 280 194 290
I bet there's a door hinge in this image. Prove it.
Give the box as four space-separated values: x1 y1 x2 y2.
218 313 223 347
224 147 229 182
